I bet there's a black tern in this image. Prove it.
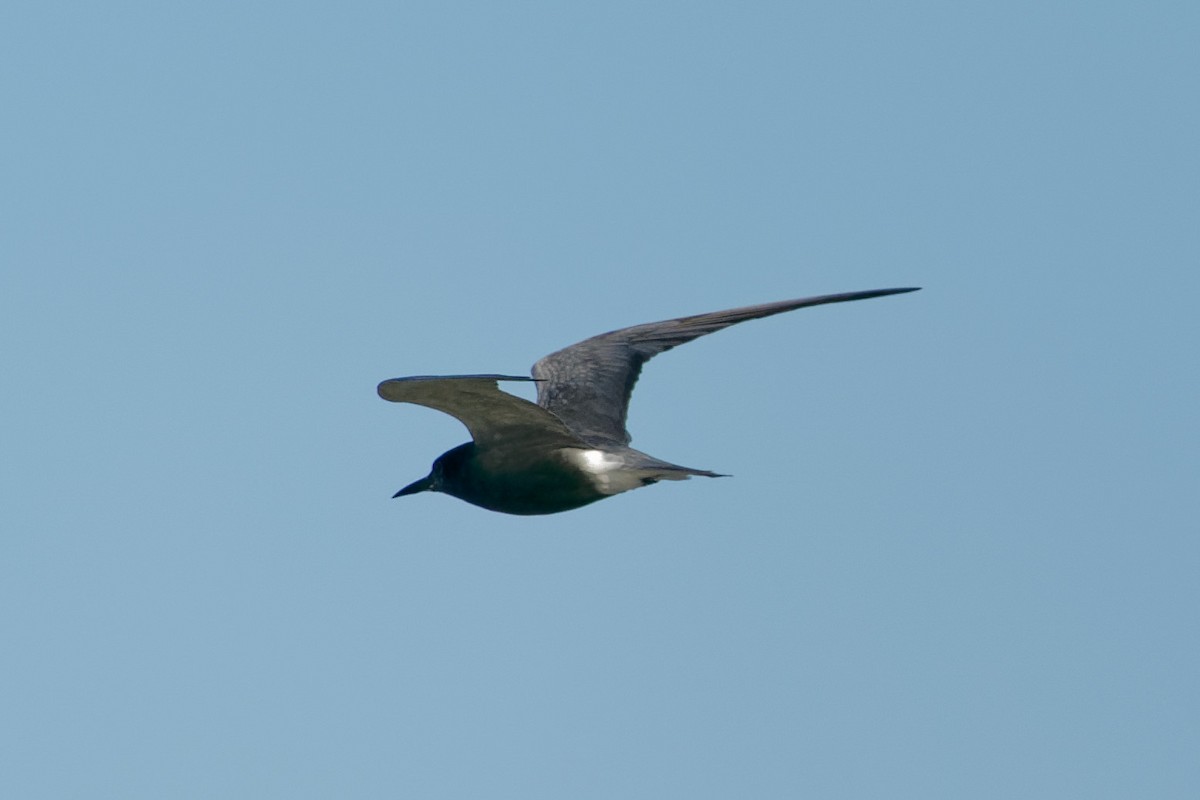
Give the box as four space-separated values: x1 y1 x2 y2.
379 287 918 515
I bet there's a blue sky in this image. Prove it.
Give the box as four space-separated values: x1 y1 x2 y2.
2 2 1197 797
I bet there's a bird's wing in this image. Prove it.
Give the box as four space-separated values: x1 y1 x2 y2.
377 375 585 449
531 288 920 444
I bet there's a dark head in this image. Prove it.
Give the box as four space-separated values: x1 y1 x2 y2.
392 442 475 499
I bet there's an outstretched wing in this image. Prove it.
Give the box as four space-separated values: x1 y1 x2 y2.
377 375 584 449
532 288 920 444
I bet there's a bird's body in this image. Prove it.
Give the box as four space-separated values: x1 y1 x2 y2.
412 440 706 515
379 287 918 515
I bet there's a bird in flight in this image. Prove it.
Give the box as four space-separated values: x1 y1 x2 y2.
379 287 919 515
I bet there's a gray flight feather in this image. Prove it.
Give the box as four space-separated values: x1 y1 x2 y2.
531 288 919 445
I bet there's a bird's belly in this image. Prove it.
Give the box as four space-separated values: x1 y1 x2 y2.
452 448 610 515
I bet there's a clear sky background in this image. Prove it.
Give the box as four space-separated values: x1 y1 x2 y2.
2 2 1197 798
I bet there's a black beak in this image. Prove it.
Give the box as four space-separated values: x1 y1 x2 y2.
392 475 434 498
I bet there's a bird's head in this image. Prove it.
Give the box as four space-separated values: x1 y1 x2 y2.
392 442 474 499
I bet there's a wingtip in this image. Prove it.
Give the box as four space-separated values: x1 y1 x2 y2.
858 287 921 301
377 374 537 402
802 287 922 307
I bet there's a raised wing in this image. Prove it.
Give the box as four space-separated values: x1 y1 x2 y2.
532 288 919 444
377 375 584 449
